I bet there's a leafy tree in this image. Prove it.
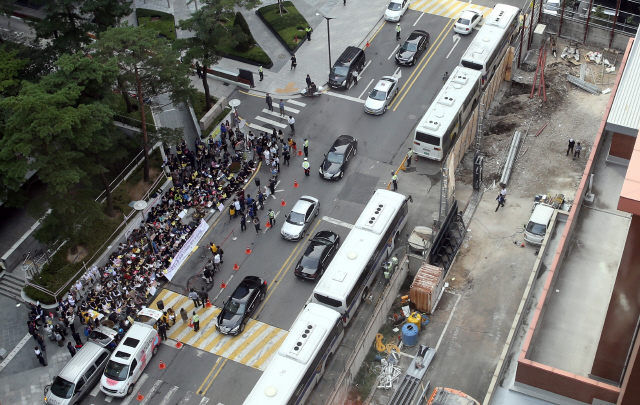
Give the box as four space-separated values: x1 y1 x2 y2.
92 23 195 182
233 12 255 52
177 0 260 111
0 0 15 44
81 0 133 33
27 0 93 56
0 45 27 95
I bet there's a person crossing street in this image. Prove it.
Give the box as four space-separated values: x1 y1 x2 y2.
253 216 261 233
302 158 311 176
288 116 296 134
396 23 401 40
391 172 398 191
265 93 274 112
192 311 200 332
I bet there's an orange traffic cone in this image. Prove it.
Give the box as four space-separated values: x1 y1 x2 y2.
159 361 166 370
298 149 303 156
265 221 271 228
233 262 239 270
137 392 145 401
175 340 183 349
245 246 252 254
366 40 370 47
281 198 286 206
221 280 227 289
206 299 212 308
293 179 299 188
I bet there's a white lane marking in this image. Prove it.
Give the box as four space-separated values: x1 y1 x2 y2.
121 373 149 405
139 379 163 405
159 386 179 405
177 391 193 405
393 67 402 80
284 105 300 114
360 60 372 75
243 329 288 370
287 99 306 107
325 91 366 104
219 323 269 357
105 395 113 403
414 12 425 26
261 109 293 120
321 216 354 229
0 333 31 373
200 399 210 404
247 123 272 133
255 116 287 128
435 292 461 351
446 34 461 59
358 79 375 99
230 326 277 362
388 44 400 60
90 381 102 396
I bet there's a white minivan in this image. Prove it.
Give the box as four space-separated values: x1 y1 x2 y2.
524 204 555 245
100 311 161 397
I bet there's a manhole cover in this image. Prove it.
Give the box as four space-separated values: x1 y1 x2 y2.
187 274 214 294
408 115 417 120
278 54 287 59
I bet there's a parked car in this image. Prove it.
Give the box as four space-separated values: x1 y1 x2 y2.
281 196 320 241
319 135 358 180
395 30 430 66
216 276 267 335
364 76 400 115
294 231 341 280
454 8 483 34
385 0 410 21
329 46 366 89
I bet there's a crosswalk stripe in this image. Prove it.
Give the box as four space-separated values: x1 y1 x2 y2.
251 330 288 370
247 122 273 133
167 304 214 340
105 395 113 402
203 330 230 351
443 2 468 18
287 99 306 107
411 0 491 17
200 399 211 404
159 386 179 405
228 323 271 360
414 0 439 11
237 327 282 364
219 322 268 358
185 309 222 345
429 1 453 15
284 105 300 113
139 379 163 405
261 108 292 119
175 307 221 342
255 116 287 128
214 319 259 355
121 373 149 405
177 391 193 405
411 0 429 9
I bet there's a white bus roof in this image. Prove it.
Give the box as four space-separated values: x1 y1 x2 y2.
415 66 482 139
314 190 406 300
460 4 520 67
242 304 340 405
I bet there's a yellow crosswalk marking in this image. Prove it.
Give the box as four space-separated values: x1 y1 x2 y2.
410 0 491 19
251 332 288 370
238 327 282 365
229 323 271 361
215 319 259 355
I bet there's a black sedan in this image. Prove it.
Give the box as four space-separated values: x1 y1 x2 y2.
319 135 357 180
395 30 430 66
216 276 267 335
294 231 341 280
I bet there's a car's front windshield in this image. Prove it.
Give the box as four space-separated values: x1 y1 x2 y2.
50 376 74 399
388 2 402 10
331 66 349 76
457 17 471 25
104 360 129 381
288 211 305 225
224 299 246 315
326 152 344 164
401 42 418 52
369 89 387 101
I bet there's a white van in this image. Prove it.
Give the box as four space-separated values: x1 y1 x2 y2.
100 322 160 397
44 326 117 405
524 204 555 245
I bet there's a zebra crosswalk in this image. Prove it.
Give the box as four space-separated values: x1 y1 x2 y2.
410 0 492 19
246 98 306 134
150 289 287 370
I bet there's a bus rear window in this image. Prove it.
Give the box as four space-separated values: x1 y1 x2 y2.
314 293 342 308
460 60 483 71
415 131 440 146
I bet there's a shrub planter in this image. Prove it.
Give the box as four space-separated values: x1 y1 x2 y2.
256 1 310 55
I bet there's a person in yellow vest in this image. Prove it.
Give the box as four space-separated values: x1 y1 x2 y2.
302 158 311 176
192 311 200 332
391 172 398 191
305 25 312 40
258 66 263 81
406 148 413 167
303 138 309 157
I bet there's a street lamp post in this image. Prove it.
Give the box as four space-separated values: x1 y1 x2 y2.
316 13 336 73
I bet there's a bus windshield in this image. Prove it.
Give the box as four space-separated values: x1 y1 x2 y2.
415 131 441 146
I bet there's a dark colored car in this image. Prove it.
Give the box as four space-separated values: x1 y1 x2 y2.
319 135 358 180
216 276 267 335
294 231 341 280
395 30 430 66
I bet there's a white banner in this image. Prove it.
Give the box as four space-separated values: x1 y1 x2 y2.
164 219 210 281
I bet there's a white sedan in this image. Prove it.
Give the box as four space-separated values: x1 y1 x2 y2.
453 8 483 35
364 76 399 115
384 0 410 22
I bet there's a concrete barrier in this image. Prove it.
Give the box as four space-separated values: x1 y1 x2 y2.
540 13 632 51
199 96 228 132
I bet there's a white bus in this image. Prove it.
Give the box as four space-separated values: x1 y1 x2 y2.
241 303 344 405
412 67 482 161
459 4 521 86
312 189 410 325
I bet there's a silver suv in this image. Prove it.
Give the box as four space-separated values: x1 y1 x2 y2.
281 196 320 241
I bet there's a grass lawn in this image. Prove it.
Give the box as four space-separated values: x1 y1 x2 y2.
137 8 177 40
219 14 272 66
258 1 309 51
191 91 219 122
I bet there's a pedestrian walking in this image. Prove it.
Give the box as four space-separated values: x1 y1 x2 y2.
303 138 309 157
180 308 188 323
573 142 582 160
28 321 36 339
158 322 167 341
203 265 214 283
229 205 236 221
72 330 82 346
406 148 413 167
442 71 449 83
306 74 312 89
55 330 64 347
274 156 280 172
291 54 297 70
258 66 264 81
306 25 312 40
266 93 273 112
196 61 202 78
35 347 46 366
35 334 46 351
253 216 261 233
279 99 285 116
396 23 401 40
288 116 295 134
495 194 505 212
268 209 276 227
67 342 77 357
352 70 358 85
391 172 398 191
344 0 346 4
189 288 202 308
284 149 290 166
566 138 575 156
192 311 200 332
268 177 276 195
302 157 311 176
234 198 242 215
239 213 247 232
198 287 209 308
213 253 221 272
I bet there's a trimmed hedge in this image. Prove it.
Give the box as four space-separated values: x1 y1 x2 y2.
218 13 272 66
233 12 255 52
136 8 176 40
258 1 309 51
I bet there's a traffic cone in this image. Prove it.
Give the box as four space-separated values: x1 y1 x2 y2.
245 246 252 254
298 149 303 156
366 40 370 47
159 361 166 370
206 299 212 308
233 262 239 270
265 221 271 228
221 280 227 289
293 179 299 188
281 198 286 206
175 340 183 349
137 392 145 401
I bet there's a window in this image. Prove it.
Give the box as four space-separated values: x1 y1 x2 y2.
314 293 342 308
75 377 85 392
415 131 441 146
129 359 138 377
460 60 483 71
95 352 109 367
83 365 97 381
104 360 129 381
